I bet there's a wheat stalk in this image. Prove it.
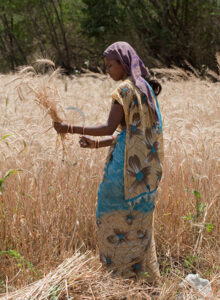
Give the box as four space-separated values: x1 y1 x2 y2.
34 58 55 69
14 60 67 158
18 66 37 75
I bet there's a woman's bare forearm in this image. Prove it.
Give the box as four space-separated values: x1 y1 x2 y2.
97 136 116 148
54 104 124 136
70 124 116 136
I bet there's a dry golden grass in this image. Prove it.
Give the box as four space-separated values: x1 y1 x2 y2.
0 69 220 299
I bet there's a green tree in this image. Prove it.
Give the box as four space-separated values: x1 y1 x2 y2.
0 0 219 73
0 0 30 70
81 0 220 71
0 0 86 72
126 0 220 69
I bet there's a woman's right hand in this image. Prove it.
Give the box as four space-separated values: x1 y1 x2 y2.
54 122 69 134
79 136 96 148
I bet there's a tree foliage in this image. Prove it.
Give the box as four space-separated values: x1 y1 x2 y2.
0 0 219 73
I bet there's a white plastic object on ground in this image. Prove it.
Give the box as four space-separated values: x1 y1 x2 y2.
179 273 212 297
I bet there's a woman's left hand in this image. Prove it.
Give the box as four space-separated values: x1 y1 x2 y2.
79 136 95 148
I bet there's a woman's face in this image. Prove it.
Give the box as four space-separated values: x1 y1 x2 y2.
104 57 128 81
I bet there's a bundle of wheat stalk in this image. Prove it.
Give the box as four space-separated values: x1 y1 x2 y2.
0 250 167 300
0 251 150 299
2 250 218 299
11 59 67 158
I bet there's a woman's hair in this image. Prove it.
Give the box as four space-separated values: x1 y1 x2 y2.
116 59 162 96
148 79 162 96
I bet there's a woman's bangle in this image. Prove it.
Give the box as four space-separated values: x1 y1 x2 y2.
95 138 99 148
67 124 72 133
68 124 74 134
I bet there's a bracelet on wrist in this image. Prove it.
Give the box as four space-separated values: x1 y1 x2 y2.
95 138 99 148
68 124 74 134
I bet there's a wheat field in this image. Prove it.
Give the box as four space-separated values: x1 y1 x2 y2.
0 69 220 299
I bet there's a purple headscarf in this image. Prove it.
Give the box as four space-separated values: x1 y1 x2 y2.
104 41 159 123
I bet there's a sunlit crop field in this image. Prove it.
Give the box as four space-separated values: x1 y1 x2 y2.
0 71 220 299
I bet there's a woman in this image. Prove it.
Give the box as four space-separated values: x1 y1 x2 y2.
54 41 163 282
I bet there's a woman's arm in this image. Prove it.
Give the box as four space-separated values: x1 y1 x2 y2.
54 103 124 136
79 135 115 149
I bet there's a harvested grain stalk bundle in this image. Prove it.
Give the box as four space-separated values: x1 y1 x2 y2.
12 59 68 158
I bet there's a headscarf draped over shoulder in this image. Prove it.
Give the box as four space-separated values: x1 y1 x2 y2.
104 41 159 124
104 42 164 203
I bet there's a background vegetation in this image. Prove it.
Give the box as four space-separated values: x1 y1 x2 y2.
0 0 220 73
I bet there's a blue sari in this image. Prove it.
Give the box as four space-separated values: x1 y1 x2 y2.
96 130 159 280
97 130 155 219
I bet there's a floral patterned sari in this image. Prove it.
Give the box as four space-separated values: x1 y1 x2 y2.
96 77 163 281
